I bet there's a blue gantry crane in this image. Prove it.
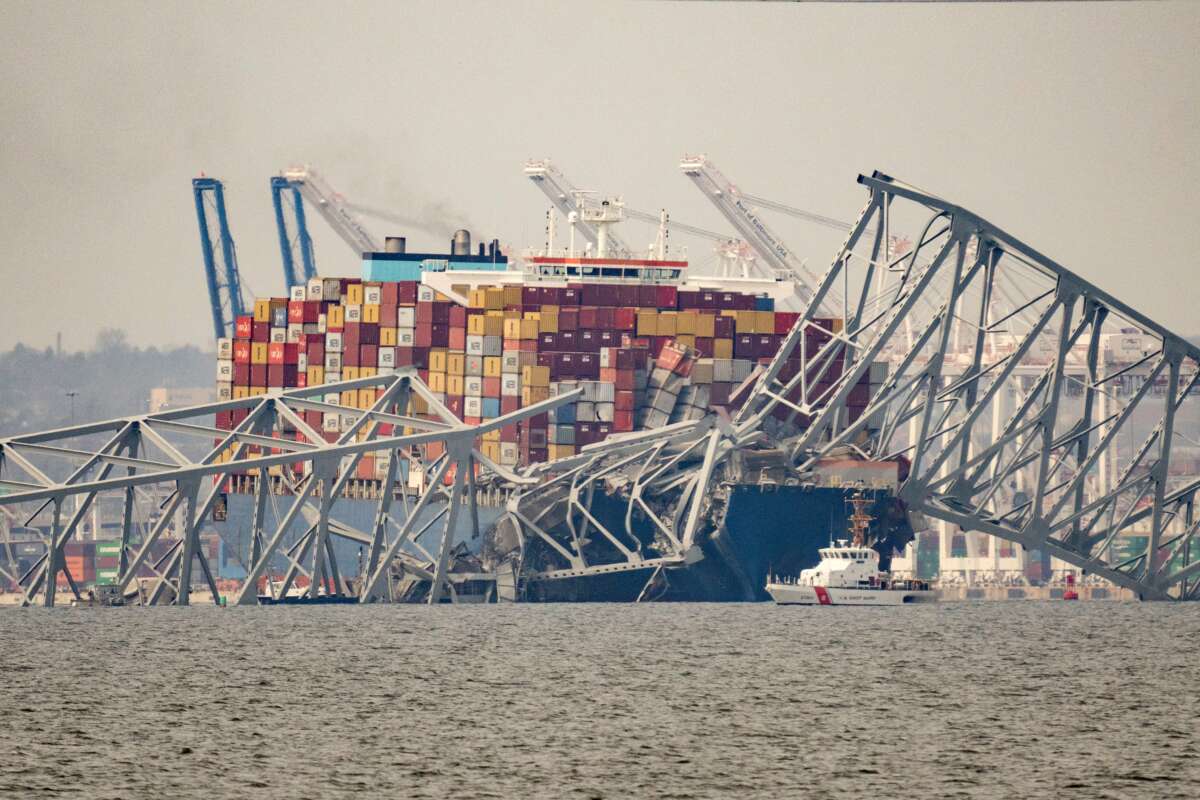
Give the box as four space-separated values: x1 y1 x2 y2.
192 177 249 341
270 176 318 290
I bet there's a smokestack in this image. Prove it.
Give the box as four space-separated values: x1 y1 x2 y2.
384 236 406 254
478 242 485 257
451 229 471 257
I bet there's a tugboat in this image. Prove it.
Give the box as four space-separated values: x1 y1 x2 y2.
765 493 936 606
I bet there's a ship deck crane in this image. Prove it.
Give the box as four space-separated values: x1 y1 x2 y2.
192 177 249 341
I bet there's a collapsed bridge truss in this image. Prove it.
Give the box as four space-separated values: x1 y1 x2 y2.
2 172 1197 603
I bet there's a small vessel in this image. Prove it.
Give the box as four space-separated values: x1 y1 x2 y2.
766 493 936 606
1062 573 1079 601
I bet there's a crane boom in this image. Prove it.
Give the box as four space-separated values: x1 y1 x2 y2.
523 159 633 257
679 154 826 302
280 166 380 255
192 177 248 341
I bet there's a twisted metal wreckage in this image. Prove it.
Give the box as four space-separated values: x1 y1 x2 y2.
2 173 1197 605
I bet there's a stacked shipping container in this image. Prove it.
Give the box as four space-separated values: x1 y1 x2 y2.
216 276 881 483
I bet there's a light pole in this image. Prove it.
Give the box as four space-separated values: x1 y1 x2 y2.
65 391 79 424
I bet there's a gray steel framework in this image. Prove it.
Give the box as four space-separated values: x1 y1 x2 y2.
0 371 578 607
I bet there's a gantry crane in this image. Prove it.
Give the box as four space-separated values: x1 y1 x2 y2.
279 166 381 256
270 176 318 289
523 159 634 258
192 177 249 341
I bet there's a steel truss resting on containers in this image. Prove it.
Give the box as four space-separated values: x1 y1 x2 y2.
0 372 579 607
4 172 1198 603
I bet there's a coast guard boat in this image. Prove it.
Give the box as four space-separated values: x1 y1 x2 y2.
766 494 936 606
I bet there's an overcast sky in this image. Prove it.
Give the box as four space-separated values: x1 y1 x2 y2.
1 1 1196 351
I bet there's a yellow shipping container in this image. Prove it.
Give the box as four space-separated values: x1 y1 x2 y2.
676 334 696 350
250 342 269 364
831 318 844 334
411 394 429 414
539 310 559 333
483 356 502 378
637 311 658 337
380 327 397 346
503 285 523 306
520 318 539 339
541 303 559 314
327 305 345 329
735 310 757 334
250 386 267 396
503 318 522 339
254 299 271 323
343 366 360 380
429 349 448 373
658 311 678 336
695 313 716 338
467 314 487 335
714 338 734 359
481 441 501 462
363 304 380 324
357 389 376 410
469 289 488 310
360 366 377 378
307 366 325 385
341 390 357 406
482 428 501 442
522 386 550 405
447 374 465 396
346 283 364 305
676 311 697 335
755 311 775 334
447 352 465 375
521 365 550 387
549 444 576 461
233 386 250 399
484 312 505 337
485 287 505 310
428 372 447 393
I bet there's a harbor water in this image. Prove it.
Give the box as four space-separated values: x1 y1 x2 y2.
1 602 1197 798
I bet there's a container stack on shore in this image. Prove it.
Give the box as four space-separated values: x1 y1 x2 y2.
215 275 880 485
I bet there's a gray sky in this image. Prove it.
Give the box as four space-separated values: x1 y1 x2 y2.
1 0 1196 351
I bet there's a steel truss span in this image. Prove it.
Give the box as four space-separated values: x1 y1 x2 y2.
3 172 1196 604
0 371 579 607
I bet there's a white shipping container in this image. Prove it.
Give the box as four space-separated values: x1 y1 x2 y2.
217 383 232 401
323 278 341 299
364 286 382 305
307 278 324 301
345 305 362 323
499 443 519 466
502 352 521 373
464 396 483 418
297 353 308 372
326 332 343 352
577 401 596 422
733 359 753 382
713 359 734 383
324 393 341 405
397 328 415 346
377 367 395 376
596 402 614 422
317 314 327 334
290 285 306 302
216 337 233 360
466 335 485 355
417 285 436 302
397 307 416 327
599 347 613 369
378 347 396 368
216 359 234 382
286 323 303 343
465 377 483 397
325 353 342 372
501 374 521 396
270 328 287 344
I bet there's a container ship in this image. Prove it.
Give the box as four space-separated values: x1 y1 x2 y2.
209 212 912 602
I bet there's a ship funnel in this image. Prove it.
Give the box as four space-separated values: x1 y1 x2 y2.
451 229 472 256
384 236 406 254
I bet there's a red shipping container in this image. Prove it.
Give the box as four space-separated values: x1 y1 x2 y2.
232 407 249 426
267 342 285 365
360 344 378 366
288 301 304 324
449 305 467 327
398 282 417 304
559 308 579 331
304 410 323 429
501 423 520 442
395 346 413 366
344 322 361 349
235 316 253 339
414 324 432 348
579 307 598 328
613 410 635 432
539 286 561 305
694 337 714 358
656 285 678 308
501 396 520 414
216 410 233 430
381 282 399 306
449 327 467 351
284 343 299 363
343 346 360 367
774 312 801 335
306 340 325 363
233 363 250 385
615 390 636 411
380 304 398 327
446 396 464 418
613 308 636 330
252 321 270 342
482 376 501 396
267 365 284 386
415 302 433 324
233 340 251 364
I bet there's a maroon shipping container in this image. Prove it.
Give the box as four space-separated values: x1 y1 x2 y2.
267 365 284 386
252 321 270 342
523 286 540 306
559 308 579 331
579 306 598 329
216 410 233 430
449 305 467 327
539 332 558 351
714 316 735 338
618 285 640 307
343 346 360 367
579 330 600 353
381 282 399 306
307 340 325 363
343 322 361 349
414 324 432 348
233 363 250 385
380 304 398 327
614 307 636 330
559 331 578 350
360 344 378 365
398 281 418 304
250 365 267 387
415 302 433 324
577 353 600 379
395 346 413 367
735 334 757 359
